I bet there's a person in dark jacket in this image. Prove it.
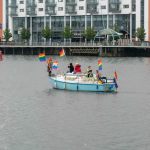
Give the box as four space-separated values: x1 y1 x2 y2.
68 63 74 73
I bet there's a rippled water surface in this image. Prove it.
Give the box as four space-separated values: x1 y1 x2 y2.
0 56 150 150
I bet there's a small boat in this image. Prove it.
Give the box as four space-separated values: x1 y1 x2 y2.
49 74 118 92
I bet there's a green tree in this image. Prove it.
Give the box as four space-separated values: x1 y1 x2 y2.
62 26 73 42
83 27 96 42
135 27 146 41
3 29 12 42
41 26 53 43
113 23 120 32
20 28 31 43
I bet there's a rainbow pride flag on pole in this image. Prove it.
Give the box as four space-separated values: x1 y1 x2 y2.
38 53 46 62
59 48 65 57
98 59 102 71
52 61 58 70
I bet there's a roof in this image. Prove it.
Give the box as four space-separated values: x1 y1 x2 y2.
95 28 123 37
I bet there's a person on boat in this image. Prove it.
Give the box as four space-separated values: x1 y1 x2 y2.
47 57 53 64
47 58 53 76
74 63 81 73
68 63 74 73
0 51 3 61
96 70 103 83
96 70 107 83
96 70 101 80
87 66 93 77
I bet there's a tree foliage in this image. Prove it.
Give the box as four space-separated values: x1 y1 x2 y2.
3 29 12 42
83 27 96 41
62 26 73 39
20 28 31 42
113 23 120 33
41 26 53 41
135 27 146 41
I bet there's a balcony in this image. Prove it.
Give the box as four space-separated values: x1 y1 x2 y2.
45 9 56 15
66 0 77 6
87 0 98 5
26 1 37 15
45 0 56 7
9 10 18 16
86 6 98 14
26 2 37 8
109 4 121 13
109 0 121 13
26 8 37 15
8 3 18 8
66 8 77 14
66 10 77 14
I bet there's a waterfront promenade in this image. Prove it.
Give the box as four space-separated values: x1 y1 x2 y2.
0 41 150 56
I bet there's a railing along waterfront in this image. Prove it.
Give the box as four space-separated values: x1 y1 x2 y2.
0 41 150 47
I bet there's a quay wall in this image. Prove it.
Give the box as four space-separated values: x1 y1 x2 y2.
0 46 150 57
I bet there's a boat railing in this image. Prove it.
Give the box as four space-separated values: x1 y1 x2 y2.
64 73 87 77
62 73 115 84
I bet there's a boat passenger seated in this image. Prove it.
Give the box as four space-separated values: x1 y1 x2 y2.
87 66 93 77
96 70 107 83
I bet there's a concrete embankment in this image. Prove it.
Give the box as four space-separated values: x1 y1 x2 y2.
0 45 150 57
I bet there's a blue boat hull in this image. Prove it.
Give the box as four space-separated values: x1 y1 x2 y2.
49 77 117 92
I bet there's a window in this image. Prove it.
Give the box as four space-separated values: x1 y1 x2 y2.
20 9 24 12
20 1 24 4
39 0 43 3
58 7 63 11
123 5 129 8
101 5 106 9
79 6 84 10
39 8 43 11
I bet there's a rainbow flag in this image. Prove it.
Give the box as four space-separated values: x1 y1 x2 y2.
38 53 46 62
98 59 102 70
59 48 65 57
52 61 58 70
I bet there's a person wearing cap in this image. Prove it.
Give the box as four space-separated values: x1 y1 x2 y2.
87 66 93 77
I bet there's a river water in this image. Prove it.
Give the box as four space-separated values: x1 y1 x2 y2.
0 56 150 150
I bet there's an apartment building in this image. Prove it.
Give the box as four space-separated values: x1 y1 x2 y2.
0 0 3 40
2 0 150 42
